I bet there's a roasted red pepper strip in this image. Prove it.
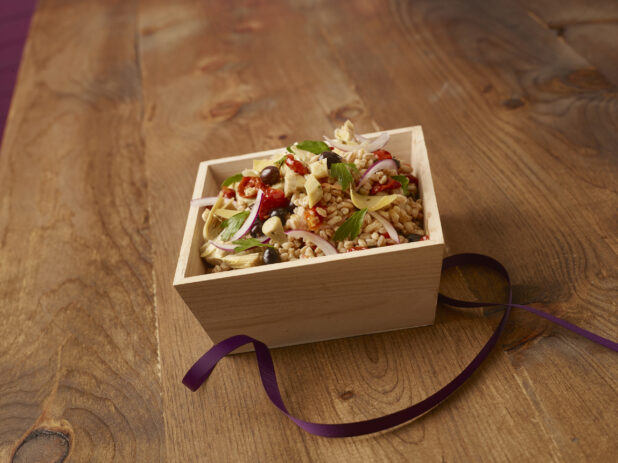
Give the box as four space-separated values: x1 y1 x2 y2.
285 155 309 175
304 207 322 231
221 186 236 199
370 178 401 195
373 149 393 160
259 188 289 220
238 176 265 198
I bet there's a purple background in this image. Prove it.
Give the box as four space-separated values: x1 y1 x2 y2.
0 0 36 145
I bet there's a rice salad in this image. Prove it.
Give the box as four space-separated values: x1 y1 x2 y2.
195 120 427 273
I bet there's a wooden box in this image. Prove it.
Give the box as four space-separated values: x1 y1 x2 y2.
173 126 444 352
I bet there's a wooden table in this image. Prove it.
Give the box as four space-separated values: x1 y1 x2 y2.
1 1 616 461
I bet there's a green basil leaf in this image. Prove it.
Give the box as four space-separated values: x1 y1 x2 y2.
346 162 359 174
222 173 243 187
232 238 273 253
275 154 288 166
329 163 357 190
296 140 329 154
286 146 294 154
334 208 367 241
391 175 409 196
220 211 250 241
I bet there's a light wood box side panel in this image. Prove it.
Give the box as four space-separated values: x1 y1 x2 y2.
175 241 443 350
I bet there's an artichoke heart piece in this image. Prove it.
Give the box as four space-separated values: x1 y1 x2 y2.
350 189 398 212
309 158 329 179
214 208 239 219
222 253 262 269
200 242 227 266
290 145 314 164
284 169 306 197
262 216 287 244
304 174 323 207
202 194 224 241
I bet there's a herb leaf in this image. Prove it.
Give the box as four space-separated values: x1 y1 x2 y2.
346 162 359 174
232 238 273 253
222 173 243 187
286 146 293 154
220 211 250 241
275 154 288 166
330 163 358 190
391 175 409 196
296 140 329 154
334 208 367 241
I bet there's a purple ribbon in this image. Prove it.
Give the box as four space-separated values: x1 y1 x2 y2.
182 253 618 437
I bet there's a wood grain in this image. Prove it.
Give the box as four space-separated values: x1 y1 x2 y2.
0 0 164 461
139 0 616 461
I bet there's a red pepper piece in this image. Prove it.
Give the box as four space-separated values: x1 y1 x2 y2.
238 176 265 198
285 155 309 175
370 178 401 195
222 186 236 199
304 207 322 231
373 149 393 160
259 188 288 220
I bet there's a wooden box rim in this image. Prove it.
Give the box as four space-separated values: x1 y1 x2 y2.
174 125 443 287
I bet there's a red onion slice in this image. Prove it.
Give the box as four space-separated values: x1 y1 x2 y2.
369 211 400 243
285 230 338 255
191 196 219 207
210 235 270 252
324 132 390 153
323 136 358 152
364 132 390 152
355 159 399 191
230 189 263 241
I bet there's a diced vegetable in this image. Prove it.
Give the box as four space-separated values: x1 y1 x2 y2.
304 174 323 207
309 158 329 178
284 169 306 196
350 189 398 211
262 216 287 244
214 208 240 220
203 194 224 241
222 253 262 269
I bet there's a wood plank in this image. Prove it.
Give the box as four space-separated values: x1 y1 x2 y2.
0 0 165 461
520 0 618 85
138 0 617 461
316 0 617 460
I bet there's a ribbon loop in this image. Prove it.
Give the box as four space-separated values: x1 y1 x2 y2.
182 253 617 437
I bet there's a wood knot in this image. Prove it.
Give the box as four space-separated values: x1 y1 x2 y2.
502 98 525 110
207 100 243 121
567 68 612 91
12 429 71 463
340 390 354 400
234 20 263 33
278 134 288 140
330 105 363 122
